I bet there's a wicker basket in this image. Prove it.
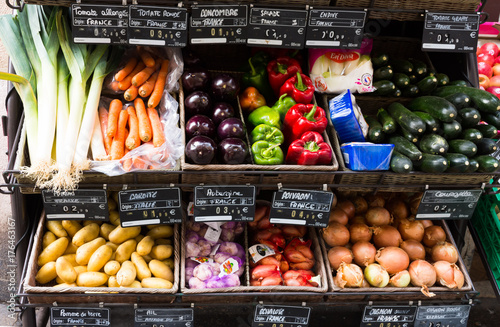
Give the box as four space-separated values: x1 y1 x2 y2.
23 212 181 304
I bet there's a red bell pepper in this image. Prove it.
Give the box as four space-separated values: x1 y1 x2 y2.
279 72 315 104
283 103 328 142
286 131 333 165
267 56 302 96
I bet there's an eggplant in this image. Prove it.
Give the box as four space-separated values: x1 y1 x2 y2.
185 136 217 165
182 49 204 68
217 118 246 140
211 73 240 102
185 115 216 140
212 102 235 125
182 67 210 94
218 138 248 164
184 91 212 117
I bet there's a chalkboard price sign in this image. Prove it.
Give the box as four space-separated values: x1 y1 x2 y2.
135 308 194 327
194 185 255 222
43 190 108 221
269 189 333 227
415 189 482 220
361 305 416 327
252 304 310 327
415 305 470 327
51 307 110 327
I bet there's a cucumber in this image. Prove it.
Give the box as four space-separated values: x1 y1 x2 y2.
392 73 410 89
416 75 438 95
458 107 481 127
443 93 472 110
445 153 470 173
413 111 439 133
419 134 449 155
365 116 385 143
408 96 457 123
449 80 469 87
475 138 498 155
377 108 397 134
476 124 498 139
420 154 449 173
435 73 450 87
373 66 393 81
387 102 427 135
372 53 389 69
476 155 500 172
448 139 478 158
465 157 479 172
388 135 423 161
462 128 483 144
391 59 414 74
401 127 419 143
484 112 500 129
441 120 463 140
390 151 413 173
433 86 500 114
408 58 427 78
373 80 396 96
402 85 420 97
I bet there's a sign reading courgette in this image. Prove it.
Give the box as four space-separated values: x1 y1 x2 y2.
415 189 482 220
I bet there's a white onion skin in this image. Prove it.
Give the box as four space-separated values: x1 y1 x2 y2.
373 225 402 248
398 218 425 242
364 263 390 288
351 241 377 268
328 246 353 270
431 242 458 264
400 239 426 261
335 263 364 288
409 259 436 287
389 270 411 287
433 261 464 289
375 247 410 275
423 225 447 248
349 223 373 243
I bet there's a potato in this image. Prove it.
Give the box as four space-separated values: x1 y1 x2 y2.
136 236 154 256
108 197 117 211
122 280 142 288
109 226 142 244
111 191 119 205
131 252 151 281
54 282 77 288
115 239 137 263
146 226 173 240
55 276 65 284
150 245 173 261
83 220 102 226
155 238 172 246
76 272 108 287
135 234 144 243
56 256 77 283
109 210 120 226
61 254 78 266
142 254 153 263
38 237 69 266
146 224 162 229
141 277 173 289
104 260 121 276
46 221 67 238
116 260 136 286
42 231 57 249
61 220 83 238
72 223 100 246
75 237 106 265
74 266 87 274
87 245 113 272
63 242 78 255
108 275 119 287
162 258 175 271
106 241 119 252
148 259 173 282
35 261 57 284
100 223 116 241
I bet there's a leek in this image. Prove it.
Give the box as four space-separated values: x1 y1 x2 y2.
55 52 69 162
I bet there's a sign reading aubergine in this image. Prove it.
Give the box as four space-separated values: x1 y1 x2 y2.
71 4 128 44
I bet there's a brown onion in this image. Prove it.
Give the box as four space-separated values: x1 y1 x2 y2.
375 247 409 275
400 239 426 261
389 270 411 287
335 263 364 288
349 223 373 243
398 218 425 242
337 199 356 219
409 193 423 215
328 246 353 270
352 196 368 214
352 241 377 267
322 222 350 247
331 193 338 208
373 225 402 248
423 225 447 248
431 242 458 263
421 220 434 229
365 207 392 226
433 261 464 289
329 208 349 225
364 263 389 288
366 194 385 208
361 278 371 288
409 259 436 297
385 198 409 220
351 215 367 224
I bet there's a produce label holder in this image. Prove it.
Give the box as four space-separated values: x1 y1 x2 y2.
134 308 194 327
415 305 471 327
252 304 311 327
42 190 108 221
415 189 482 220
51 307 110 327
361 305 417 327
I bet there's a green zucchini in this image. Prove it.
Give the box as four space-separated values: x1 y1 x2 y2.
365 116 385 143
377 108 397 134
419 154 449 173
476 124 498 139
391 58 414 74
441 120 463 140
462 128 483 144
449 80 469 87
465 157 479 172
392 73 410 89
448 139 478 158
435 73 450 87
408 96 457 122
484 112 500 129
401 127 419 143
373 80 396 96
388 135 423 161
475 138 498 155
445 153 470 173
443 93 472 110
419 134 449 155
387 102 427 135
408 58 428 78
390 151 413 173
458 107 481 127
413 111 439 133
373 66 393 81
372 53 389 69
409 75 418 84
416 75 438 95
433 86 500 114
476 155 500 172
393 89 402 97
402 85 420 97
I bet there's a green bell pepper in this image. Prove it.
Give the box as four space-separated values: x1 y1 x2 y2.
251 124 285 145
241 57 275 103
239 51 270 71
248 106 281 129
252 140 284 165
271 94 297 121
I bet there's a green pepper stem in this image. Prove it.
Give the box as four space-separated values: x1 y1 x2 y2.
248 57 256 76
295 72 307 91
262 143 281 158
277 62 288 75
304 141 320 152
304 104 318 122
265 128 278 141
277 93 287 103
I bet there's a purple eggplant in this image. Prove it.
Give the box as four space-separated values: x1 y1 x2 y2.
211 102 235 125
185 136 217 165
211 73 240 102
217 118 246 140
182 49 204 68
182 67 210 94
184 91 212 117
185 115 216 139
218 138 248 164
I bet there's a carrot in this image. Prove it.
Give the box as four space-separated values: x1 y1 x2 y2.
118 61 146 91
110 109 129 160
109 80 121 93
147 107 166 147
125 106 141 150
132 60 161 87
133 98 153 143
124 85 139 102
98 106 113 155
139 48 156 68
147 59 169 108
107 99 123 139
132 155 148 170
138 71 159 98
122 148 132 171
114 57 138 82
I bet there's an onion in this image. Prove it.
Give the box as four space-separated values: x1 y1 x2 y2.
372 225 402 248
389 270 411 287
431 242 458 263
409 193 423 215
423 225 446 248
349 223 372 243
361 278 371 288
352 241 376 267
335 263 364 288
331 193 338 208
375 247 409 274
409 259 436 297
327 246 353 270
385 198 409 220
421 220 434 228
351 215 367 224
400 239 426 261
329 208 349 225
364 263 390 287
398 218 425 242
337 199 356 219
433 261 464 289
365 207 392 226
366 194 385 208
322 222 350 247
352 196 368 214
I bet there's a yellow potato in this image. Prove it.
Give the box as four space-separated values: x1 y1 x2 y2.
72 223 100 246
75 237 106 265
38 237 69 266
99 223 116 241
108 197 117 211
108 275 119 287
150 245 173 261
54 282 77 288
42 231 57 249
61 220 83 238
155 238 172 245
104 261 121 276
135 234 144 243
148 259 174 282
74 266 87 274
136 236 154 256
109 210 120 226
106 241 119 252
141 277 173 289
146 226 173 239
46 221 67 238
76 272 108 287
61 254 78 266
87 245 113 272
63 242 78 255
131 252 151 281
162 258 174 271
83 220 102 226
56 276 65 284
122 280 142 288
116 260 136 286
115 239 137 263
147 224 163 229
111 192 119 205
56 256 77 283
142 254 153 263
108 226 142 244
35 262 57 284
